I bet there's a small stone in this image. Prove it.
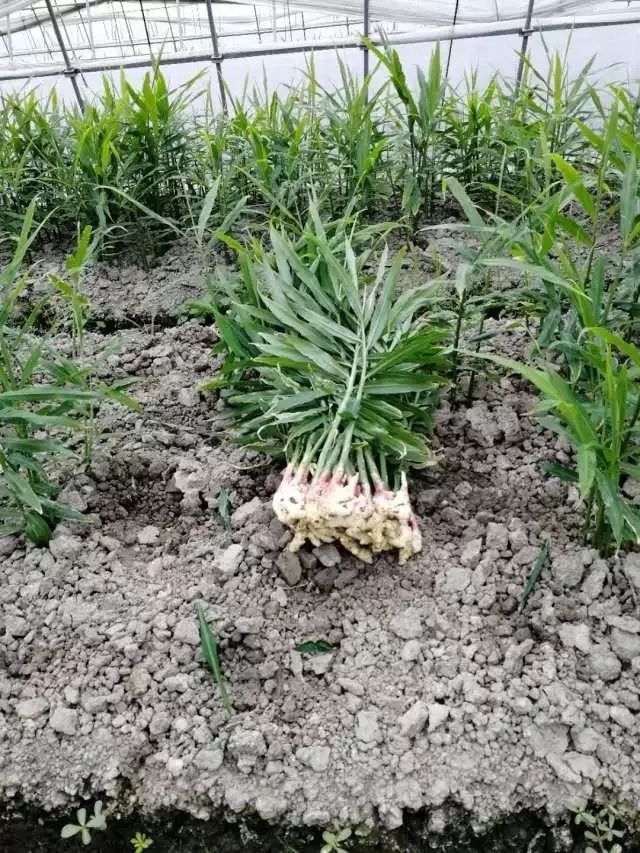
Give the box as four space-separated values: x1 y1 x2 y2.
462 675 489 704
552 552 585 588
337 678 364 697
581 561 608 601
49 707 77 736
398 752 417 775
401 640 421 662
588 644 621 682
622 477 640 499
178 387 199 408
314 566 339 592
276 551 302 586
129 665 152 697
465 401 500 447
460 538 482 569
607 615 640 633
289 650 303 678
258 661 279 683
307 653 333 676
334 569 358 589
428 779 450 806
622 553 640 592
503 639 534 676
427 704 450 732
167 757 184 777
163 674 190 693
356 710 382 744
610 628 640 661
137 525 160 545
228 729 267 759
193 725 212 744
296 745 331 772
344 695 363 715
149 711 171 735
254 529 278 553
146 558 163 579
302 808 331 827
529 723 569 758
313 544 341 567
571 727 601 754
299 551 317 570
193 748 224 771
390 608 422 640
235 616 264 635
49 534 82 560
231 497 263 528
559 623 591 654
16 698 49 719
4 615 28 638
256 794 288 821
444 564 472 592
63 686 79 706
217 544 244 577
173 617 200 646
81 694 109 714
508 524 529 552
0 536 18 557
547 753 580 784
485 522 509 551
172 461 206 495
610 706 634 730
399 701 429 738
225 786 251 813
512 544 541 566
566 751 601 780
495 405 521 444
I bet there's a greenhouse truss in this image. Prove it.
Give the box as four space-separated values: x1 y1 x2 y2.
0 0 639 106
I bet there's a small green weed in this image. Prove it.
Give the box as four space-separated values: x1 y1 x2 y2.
217 486 232 532
321 827 352 853
60 802 107 845
1 206 99 545
519 541 550 613
196 602 234 716
295 640 334 655
130 831 154 852
572 799 624 853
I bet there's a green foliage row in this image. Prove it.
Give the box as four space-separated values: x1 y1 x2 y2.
0 204 133 545
437 91 640 554
0 44 626 262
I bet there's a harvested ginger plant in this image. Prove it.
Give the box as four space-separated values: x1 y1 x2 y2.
208 212 449 563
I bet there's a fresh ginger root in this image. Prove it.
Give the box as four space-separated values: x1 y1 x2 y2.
273 468 421 564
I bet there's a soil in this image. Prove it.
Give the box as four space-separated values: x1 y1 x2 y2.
2 243 640 852
24 238 217 327
0 801 584 853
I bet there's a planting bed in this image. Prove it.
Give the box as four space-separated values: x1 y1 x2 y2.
2 251 640 851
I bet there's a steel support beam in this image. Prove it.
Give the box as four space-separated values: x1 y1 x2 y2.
43 0 84 109
205 0 227 113
3 12 640 84
515 0 536 91
362 0 369 77
445 0 461 78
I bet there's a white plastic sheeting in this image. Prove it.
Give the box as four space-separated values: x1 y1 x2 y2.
223 1 637 26
0 0 639 101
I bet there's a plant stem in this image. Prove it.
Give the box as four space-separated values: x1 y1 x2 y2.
450 292 466 407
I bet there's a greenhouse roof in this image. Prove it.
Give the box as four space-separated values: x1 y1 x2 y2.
0 0 639 86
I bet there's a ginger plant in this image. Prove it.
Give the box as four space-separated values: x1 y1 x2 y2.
205 208 449 563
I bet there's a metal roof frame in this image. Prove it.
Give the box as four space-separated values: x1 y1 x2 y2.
0 1 639 109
